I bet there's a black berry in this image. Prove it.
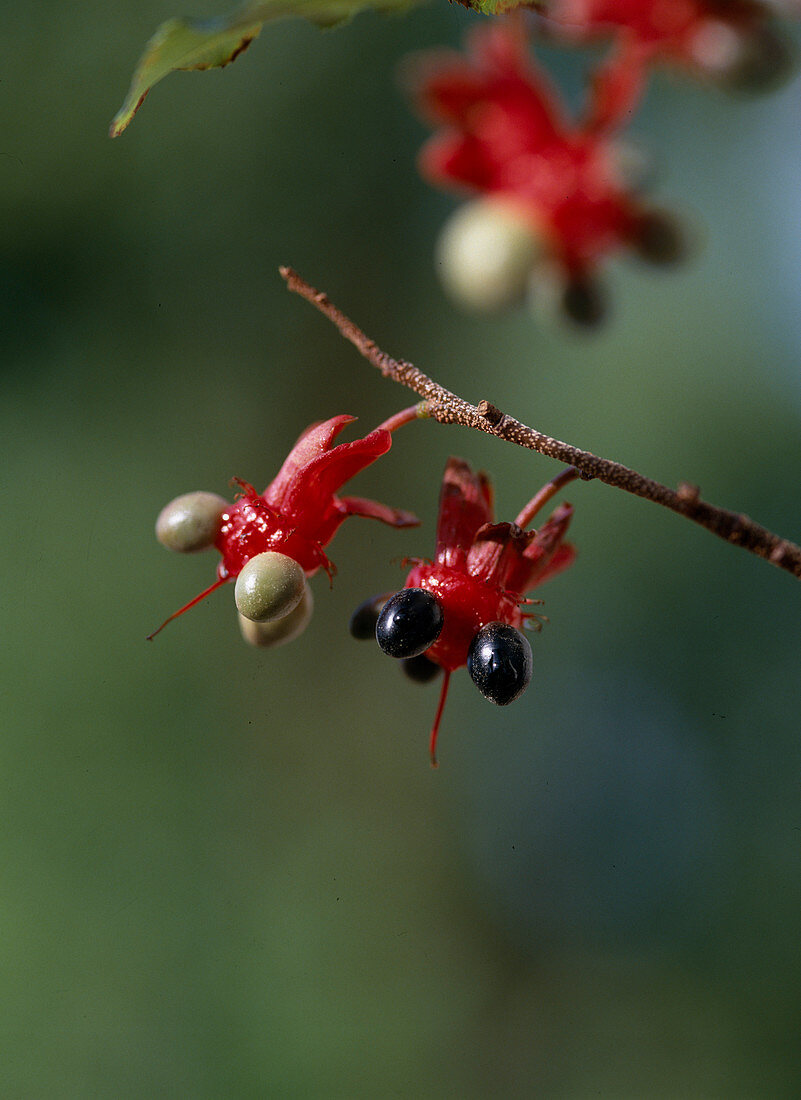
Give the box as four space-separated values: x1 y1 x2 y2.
633 209 687 266
561 275 606 328
467 622 532 706
401 653 442 683
349 595 388 640
376 588 444 659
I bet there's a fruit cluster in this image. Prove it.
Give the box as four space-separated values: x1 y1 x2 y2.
154 416 576 763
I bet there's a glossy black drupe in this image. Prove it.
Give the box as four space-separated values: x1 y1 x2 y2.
376 588 444 659
561 275 605 328
401 653 442 684
632 209 686 266
349 595 387 640
467 622 532 706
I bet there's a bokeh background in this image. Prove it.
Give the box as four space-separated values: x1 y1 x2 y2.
2 3 801 1096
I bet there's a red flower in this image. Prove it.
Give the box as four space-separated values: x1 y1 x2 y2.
408 20 681 319
540 0 794 89
217 413 417 581
152 409 419 641
353 459 576 764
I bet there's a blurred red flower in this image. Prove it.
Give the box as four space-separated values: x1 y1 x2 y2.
409 20 682 320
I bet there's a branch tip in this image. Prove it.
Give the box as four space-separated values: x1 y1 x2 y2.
477 399 505 427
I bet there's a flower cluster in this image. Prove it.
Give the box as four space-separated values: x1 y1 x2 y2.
408 20 684 324
406 6 798 322
147 3 801 762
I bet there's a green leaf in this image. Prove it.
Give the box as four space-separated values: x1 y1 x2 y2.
110 0 421 138
461 0 544 14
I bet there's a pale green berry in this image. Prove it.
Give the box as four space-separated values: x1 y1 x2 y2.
436 199 543 313
234 551 306 623
156 491 227 553
238 585 313 648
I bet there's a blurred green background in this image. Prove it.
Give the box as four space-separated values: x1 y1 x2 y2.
2 3 800 1096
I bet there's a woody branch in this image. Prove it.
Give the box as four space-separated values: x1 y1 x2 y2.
280 267 801 581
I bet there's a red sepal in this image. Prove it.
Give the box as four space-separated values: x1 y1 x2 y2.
338 496 420 528
434 457 494 570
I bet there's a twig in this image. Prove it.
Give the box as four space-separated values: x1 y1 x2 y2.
280 267 801 581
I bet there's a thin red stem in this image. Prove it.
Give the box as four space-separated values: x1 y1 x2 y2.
514 466 580 529
147 577 229 641
376 403 429 435
429 669 452 769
